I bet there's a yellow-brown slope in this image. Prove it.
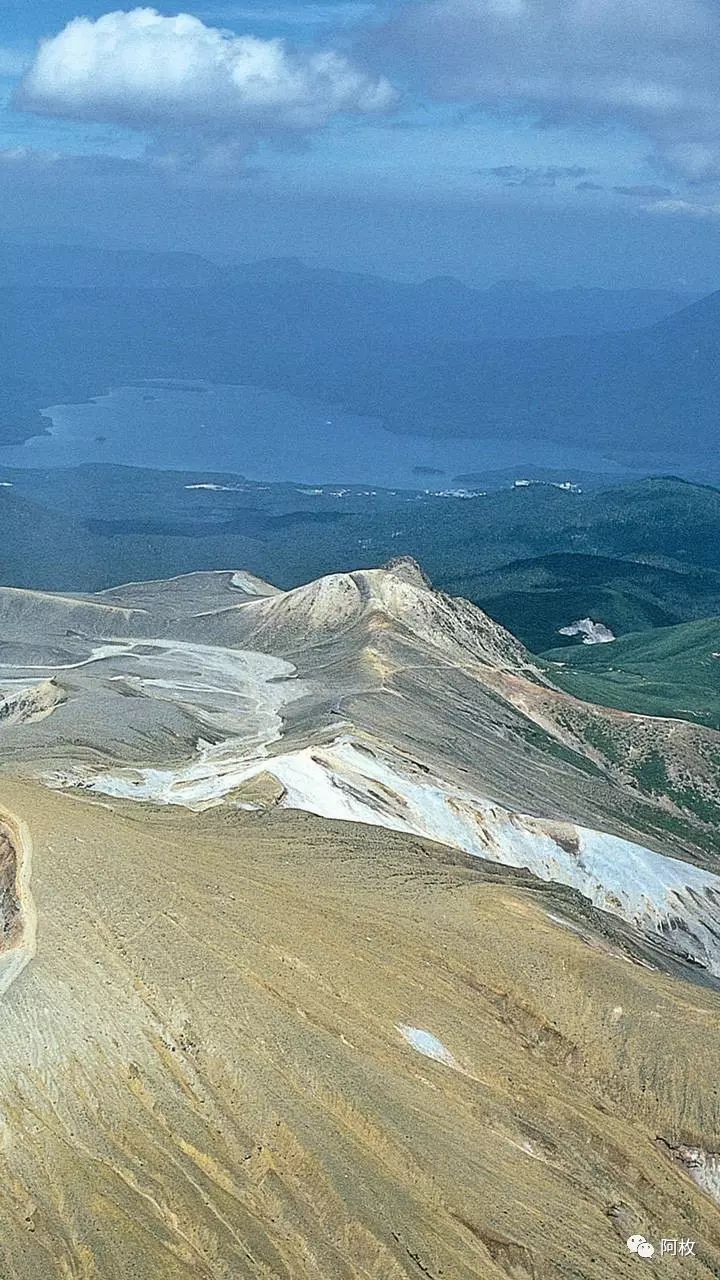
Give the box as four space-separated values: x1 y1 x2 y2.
0 779 718 1277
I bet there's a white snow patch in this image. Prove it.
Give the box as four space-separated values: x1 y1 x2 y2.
184 483 242 492
669 1146 720 1206
55 731 720 974
397 1025 458 1069
512 478 581 494
558 618 615 644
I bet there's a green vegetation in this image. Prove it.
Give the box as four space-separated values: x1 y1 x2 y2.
631 749 672 793
516 722 605 777
477 584 679 654
2 465 720 747
574 718 624 765
544 617 720 730
626 747 720 829
3 468 720 628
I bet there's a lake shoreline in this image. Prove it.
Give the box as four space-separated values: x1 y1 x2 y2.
0 379 675 491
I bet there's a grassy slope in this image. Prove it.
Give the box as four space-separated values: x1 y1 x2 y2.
544 616 720 729
469 549 720 651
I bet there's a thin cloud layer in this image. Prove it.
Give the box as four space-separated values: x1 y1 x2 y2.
371 0 720 180
646 197 720 219
17 7 395 139
479 164 590 188
614 183 673 199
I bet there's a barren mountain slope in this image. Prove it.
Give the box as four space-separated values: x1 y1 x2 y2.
1 561 719 970
1 560 720 1275
0 780 719 1278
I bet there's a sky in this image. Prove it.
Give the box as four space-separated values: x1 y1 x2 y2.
2 0 720 288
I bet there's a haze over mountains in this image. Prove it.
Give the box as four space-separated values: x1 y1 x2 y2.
2 242 717 474
0 241 695 322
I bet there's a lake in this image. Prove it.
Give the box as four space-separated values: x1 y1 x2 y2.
0 380 686 488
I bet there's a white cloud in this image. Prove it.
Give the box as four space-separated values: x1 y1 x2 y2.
645 197 720 219
371 0 720 179
18 8 395 138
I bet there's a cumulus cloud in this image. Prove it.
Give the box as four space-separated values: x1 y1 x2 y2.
370 0 720 179
17 8 395 147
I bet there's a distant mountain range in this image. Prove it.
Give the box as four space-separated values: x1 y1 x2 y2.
0 242 717 464
0 241 694 328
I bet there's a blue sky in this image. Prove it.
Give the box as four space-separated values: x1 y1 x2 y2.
2 0 720 288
